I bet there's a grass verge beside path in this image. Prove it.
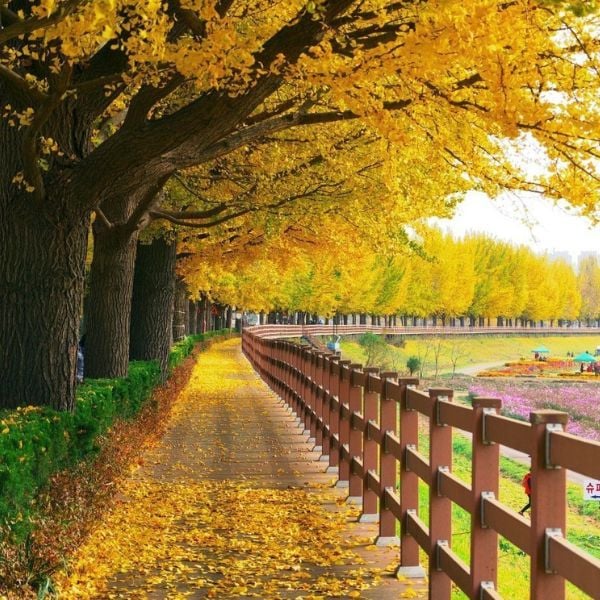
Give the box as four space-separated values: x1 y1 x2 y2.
416 428 600 599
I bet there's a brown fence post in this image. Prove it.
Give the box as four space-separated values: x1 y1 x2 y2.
314 353 325 453
337 360 353 487
428 388 454 600
327 355 342 473
377 371 399 545
289 346 299 419
308 351 317 424
360 367 380 523
397 377 423 577
471 397 502 597
293 346 302 423
348 364 364 504
306 350 317 444
530 410 569 600
320 355 333 463
301 348 312 437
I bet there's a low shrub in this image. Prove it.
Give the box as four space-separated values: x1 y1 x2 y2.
406 356 421 375
168 330 229 371
0 361 160 542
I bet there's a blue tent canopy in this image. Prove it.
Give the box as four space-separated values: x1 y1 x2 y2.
531 346 550 354
574 352 596 363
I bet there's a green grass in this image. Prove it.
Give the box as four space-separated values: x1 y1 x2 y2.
340 334 600 377
413 431 599 599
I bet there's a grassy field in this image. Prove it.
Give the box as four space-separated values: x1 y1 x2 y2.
416 433 600 599
338 334 600 377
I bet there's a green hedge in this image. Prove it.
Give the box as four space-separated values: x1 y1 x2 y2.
0 330 230 541
168 329 229 371
0 361 160 540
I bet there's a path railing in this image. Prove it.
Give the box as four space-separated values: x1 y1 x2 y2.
247 323 600 339
242 329 600 600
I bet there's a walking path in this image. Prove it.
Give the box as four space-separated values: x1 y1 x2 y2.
55 338 426 599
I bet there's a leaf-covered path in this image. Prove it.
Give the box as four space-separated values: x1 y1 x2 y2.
55 338 426 599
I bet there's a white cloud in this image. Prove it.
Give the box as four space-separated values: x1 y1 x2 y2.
430 191 600 264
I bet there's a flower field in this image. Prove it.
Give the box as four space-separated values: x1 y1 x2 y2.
469 379 600 441
477 358 599 379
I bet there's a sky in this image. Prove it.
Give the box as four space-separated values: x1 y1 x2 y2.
430 191 600 265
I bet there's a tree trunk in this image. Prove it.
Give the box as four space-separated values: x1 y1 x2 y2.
189 300 198 335
0 196 89 410
129 237 176 380
227 306 234 329
173 278 189 341
203 297 210 332
86 223 139 378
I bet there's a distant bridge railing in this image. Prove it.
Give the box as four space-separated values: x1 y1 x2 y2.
246 323 600 339
242 328 600 600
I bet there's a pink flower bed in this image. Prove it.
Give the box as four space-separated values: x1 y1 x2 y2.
468 380 600 441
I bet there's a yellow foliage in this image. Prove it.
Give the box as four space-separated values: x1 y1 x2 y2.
179 225 583 323
4 1 600 215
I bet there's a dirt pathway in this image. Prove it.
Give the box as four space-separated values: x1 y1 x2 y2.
453 361 505 376
55 338 426 599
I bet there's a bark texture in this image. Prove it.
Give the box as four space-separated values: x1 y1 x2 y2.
129 237 176 379
0 189 89 410
173 278 189 341
85 223 139 378
0 79 95 409
188 300 198 335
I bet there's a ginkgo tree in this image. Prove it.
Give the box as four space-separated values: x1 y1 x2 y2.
183 227 585 329
578 255 600 325
1 0 599 409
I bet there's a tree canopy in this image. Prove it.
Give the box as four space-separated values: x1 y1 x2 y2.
3 0 600 409
180 227 588 323
2 0 600 214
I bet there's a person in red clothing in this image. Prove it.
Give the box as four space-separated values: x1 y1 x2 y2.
519 471 532 515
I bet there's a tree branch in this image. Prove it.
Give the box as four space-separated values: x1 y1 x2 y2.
121 175 171 234
149 207 252 229
151 0 356 150
0 64 47 102
124 72 185 128
22 64 73 202
175 99 412 168
156 204 230 220
94 207 115 230
0 0 90 45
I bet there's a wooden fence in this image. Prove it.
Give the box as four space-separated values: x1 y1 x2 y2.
246 323 600 339
242 329 600 600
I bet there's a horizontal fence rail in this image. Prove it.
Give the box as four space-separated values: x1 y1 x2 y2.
242 328 600 600
246 323 600 339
